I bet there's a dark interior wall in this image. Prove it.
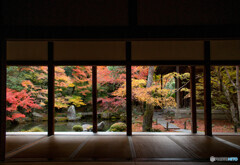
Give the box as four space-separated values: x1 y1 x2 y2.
2 0 240 27
138 0 240 25
2 0 128 26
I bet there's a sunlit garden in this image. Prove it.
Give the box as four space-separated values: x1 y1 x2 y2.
6 65 240 133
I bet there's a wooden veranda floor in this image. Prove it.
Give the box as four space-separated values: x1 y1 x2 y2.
3 134 240 165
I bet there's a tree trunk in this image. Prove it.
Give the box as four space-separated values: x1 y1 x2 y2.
236 66 240 122
143 66 154 131
175 66 181 118
222 84 239 123
218 67 239 124
143 105 154 131
146 66 154 88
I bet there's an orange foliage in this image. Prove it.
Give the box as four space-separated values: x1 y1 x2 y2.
6 88 42 121
55 66 72 88
113 79 176 108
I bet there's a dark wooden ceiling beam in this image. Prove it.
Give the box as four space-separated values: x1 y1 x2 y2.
2 25 240 40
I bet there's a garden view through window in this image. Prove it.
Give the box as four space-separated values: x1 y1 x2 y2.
131 66 192 132
54 66 92 132
5 65 240 133
97 66 126 132
211 66 240 133
6 66 48 132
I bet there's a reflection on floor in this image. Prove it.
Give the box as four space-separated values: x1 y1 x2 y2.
4 135 240 164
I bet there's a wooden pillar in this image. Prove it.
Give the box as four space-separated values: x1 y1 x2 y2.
48 42 55 136
126 42 132 136
92 66 97 133
204 41 212 136
0 39 6 161
190 66 197 133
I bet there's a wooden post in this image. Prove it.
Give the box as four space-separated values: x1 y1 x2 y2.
126 42 132 136
190 66 197 133
92 66 97 133
127 0 136 135
48 42 55 136
204 41 212 136
0 38 6 161
166 122 169 131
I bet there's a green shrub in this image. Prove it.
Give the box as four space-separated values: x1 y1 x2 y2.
109 122 127 132
72 125 83 132
27 126 44 132
86 125 93 131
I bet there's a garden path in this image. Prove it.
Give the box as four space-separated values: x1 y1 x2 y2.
153 112 180 129
153 111 193 133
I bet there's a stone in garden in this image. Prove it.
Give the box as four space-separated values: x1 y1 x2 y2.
32 112 43 118
32 112 44 121
82 124 92 131
97 121 105 131
67 105 76 121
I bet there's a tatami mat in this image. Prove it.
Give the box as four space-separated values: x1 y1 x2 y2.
10 136 88 160
132 136 191 158
74 136 131 160
216 136 240 146
4 135 240 164
6 136 44 153
169 136 240 158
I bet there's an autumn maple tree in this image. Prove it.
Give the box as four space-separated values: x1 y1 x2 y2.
97 66 126 113
7 64 238 133
6 88 42 121
112 66 192 131
196 66 240 125
6 66 47 121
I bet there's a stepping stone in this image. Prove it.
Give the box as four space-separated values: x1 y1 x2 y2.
158 120 179 129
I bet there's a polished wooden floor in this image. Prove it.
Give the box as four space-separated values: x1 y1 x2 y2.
3 135 240 165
